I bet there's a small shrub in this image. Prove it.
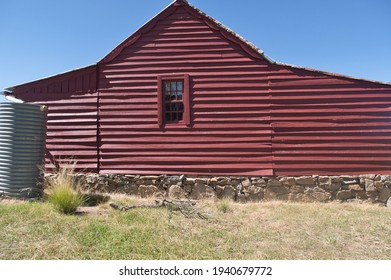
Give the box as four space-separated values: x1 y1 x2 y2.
45 162 84 214
216 199 232 213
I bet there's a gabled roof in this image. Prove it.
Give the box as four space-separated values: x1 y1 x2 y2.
98 0 275 64
3 0 390 94
98 0 391 86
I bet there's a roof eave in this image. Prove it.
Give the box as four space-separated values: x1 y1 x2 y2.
277 62 391 86
1 88 14 95
6 64 96 91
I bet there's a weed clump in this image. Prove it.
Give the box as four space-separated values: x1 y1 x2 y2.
216 199 232 213
44 162 84 214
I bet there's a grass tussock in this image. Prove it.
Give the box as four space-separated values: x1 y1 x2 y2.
44 163 84 214
0 197 390 260
216 198 233 213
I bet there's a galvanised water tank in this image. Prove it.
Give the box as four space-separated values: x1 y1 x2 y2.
0 103 47 199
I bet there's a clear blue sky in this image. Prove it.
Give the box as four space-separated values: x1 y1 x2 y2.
1 0 390 103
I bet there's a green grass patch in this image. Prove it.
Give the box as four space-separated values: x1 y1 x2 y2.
0 198 390 259
44 163 85 214
46 185 84 214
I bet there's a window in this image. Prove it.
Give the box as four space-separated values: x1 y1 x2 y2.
163 80 184 122
157 74 190 127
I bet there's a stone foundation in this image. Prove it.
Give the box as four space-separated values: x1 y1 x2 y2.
53 174 391 205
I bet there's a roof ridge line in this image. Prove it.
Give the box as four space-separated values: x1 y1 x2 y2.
99 0 276 65
183 0 275 64
98 1 178 64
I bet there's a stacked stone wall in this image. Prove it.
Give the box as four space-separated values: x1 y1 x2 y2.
49 174 391 206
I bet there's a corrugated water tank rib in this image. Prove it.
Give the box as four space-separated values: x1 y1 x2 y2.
0 103 47 198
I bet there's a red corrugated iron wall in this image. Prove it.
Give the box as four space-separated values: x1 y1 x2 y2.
10 1 391 176
12 66 99 172
270 64 391 175
98 5 273 175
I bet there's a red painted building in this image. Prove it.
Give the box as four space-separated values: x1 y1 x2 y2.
5 0 391 176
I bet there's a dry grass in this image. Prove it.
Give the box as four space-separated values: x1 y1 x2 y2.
44 162 85 214
0 196 390 260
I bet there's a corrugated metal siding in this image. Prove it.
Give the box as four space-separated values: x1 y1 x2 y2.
270 65 391 175
98 6 273 175
0 103 47 198
9 1 391 177
13 66 98 172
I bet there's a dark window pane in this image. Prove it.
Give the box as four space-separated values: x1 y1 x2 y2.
178 103 184 111
165 103 171 112
162 79 185 123
165 113 171 121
